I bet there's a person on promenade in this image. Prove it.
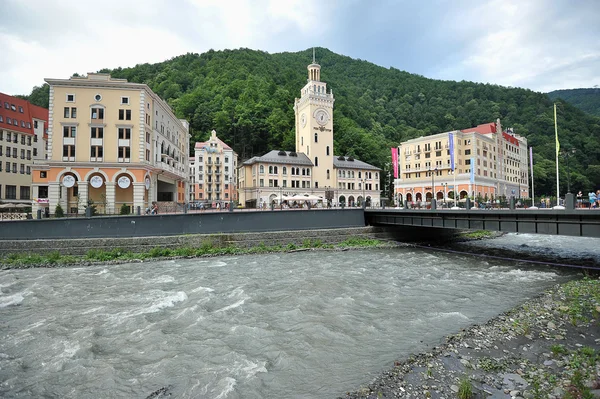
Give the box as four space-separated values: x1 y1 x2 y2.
589 191 597 209
577 191 583 208
151 202 158 215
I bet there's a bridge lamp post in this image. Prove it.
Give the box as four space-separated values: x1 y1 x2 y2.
361 178 365 208
561 149 576 194
430 167 437 209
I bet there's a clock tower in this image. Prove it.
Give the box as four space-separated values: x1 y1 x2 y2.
293 49 335 190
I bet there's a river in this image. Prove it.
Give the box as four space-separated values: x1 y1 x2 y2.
0 234 597 398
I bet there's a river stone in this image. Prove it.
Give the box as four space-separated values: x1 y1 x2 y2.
547 321 556 329
450 385 459 393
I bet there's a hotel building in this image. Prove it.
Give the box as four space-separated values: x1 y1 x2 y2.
189 130 238 205
32 73 189 215
0 93 48 206
238 56 381 207
394 119 529 204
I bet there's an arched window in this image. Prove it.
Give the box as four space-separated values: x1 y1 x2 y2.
358 171 362 178
326 146 330 156
315 157 318 167
291 168 295 176
376 172 379 179
306 169 310 176
274 166 278 174
259 165 264 174
283 167 287 175
343 170 346 178
327 169 330 179
302 168 306 176
314 133 318 143
269 166 273 174
301 137 303 145
296 167 299 175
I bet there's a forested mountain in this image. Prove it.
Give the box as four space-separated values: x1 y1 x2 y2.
547 88 600 117
20 48 600 196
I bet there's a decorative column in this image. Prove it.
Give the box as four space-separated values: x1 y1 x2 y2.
60 185 68 212
78 181 89 214
48 182 61 215
105 182 116 215
133 183 145 214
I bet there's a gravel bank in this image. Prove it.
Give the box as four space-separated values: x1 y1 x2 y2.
339 277 600 399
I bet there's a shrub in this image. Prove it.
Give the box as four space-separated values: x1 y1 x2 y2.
54 204 65 218
120 203 130 215
458 377 473 399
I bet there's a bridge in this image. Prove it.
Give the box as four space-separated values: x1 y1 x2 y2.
365 208 600 238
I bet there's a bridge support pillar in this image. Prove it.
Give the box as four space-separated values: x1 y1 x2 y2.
431 199 436 210
565 193 575 210
465 198 471 210
510 197 515 210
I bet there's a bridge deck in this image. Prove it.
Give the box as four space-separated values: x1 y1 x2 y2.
365 208 600 238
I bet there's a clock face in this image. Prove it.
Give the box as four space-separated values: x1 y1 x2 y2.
301 113 307 127
315 109 329 126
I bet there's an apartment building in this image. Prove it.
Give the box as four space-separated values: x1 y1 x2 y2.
0 93 48 205
189 130 238 205
32 73 189 215
394 119 529 205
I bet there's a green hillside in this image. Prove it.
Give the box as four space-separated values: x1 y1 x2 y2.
547 88 600 117
21 48 600 195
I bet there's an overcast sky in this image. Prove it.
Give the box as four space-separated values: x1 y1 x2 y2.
1 0 598 95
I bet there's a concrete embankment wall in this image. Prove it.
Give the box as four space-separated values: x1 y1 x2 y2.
0 226 397 256
0 209 365 240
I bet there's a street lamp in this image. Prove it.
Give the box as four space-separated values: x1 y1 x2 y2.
361 178 366 208
430 166 437 208
561 149 576 193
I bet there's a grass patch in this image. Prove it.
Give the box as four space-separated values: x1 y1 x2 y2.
0 235 389 268
461 230 495 240
458 377 473 399
551 344 568 357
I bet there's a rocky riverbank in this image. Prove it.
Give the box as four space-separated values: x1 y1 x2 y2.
339 277 600 399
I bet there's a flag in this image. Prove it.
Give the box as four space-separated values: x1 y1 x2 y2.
529 147 534 180
554 103 560 157
448 132 455 171
470 157 475 183
391 147 399 179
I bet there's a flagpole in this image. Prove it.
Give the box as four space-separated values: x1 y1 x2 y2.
554 103 563 209
529 146 538 209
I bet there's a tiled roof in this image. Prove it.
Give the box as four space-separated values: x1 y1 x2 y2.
333 156 380 170
242 150 313 166
461 122 496 134
195 138 232 150
0 92 48 136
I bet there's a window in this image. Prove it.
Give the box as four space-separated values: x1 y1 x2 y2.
282 166 287 175
21 121 26 127
126 110 131 120
26 150 31 160
34 120 38 129
91 107 104 119
465 149 471 155
6 117 11 125
63 126 76 137
64 107 70 118
63 145 76 158
91 127 104 138
12 163 17 173
12 133 17 143
259 178 264 187
315 157 318 166
5 162 9 172
3 102 8 109
20 164 25 174
71 107 77 118
21 136 25 145
12 148 17 158
91 146 103 159
118 128 131 139
326 146 330 156
6 185 16 199
66 94 75 102
0 115 3 122
121 97 129 104
314 132 318 143
20 186 30 200
33 148 37 157
20 149 25 159
94 94 102 101
0 147 2 156
327 169 330 179
259 165 264 174
38 186 48 198
27 136 31 146
118 146 130 161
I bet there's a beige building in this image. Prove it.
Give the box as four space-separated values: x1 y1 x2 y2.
189 130 238 205
33 73 189 215
0 92 48 206
238 55 380 207
394 119 529 205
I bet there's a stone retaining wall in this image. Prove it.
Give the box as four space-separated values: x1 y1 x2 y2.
0 227 398 256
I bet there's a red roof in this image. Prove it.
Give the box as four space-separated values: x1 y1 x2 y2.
194 138 232 151
0 92 48 136
461 122 496 135
502 132 519 146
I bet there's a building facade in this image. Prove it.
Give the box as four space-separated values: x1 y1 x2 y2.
189 129 238 205
238 56 381 207
0 93 48 205
394 119 529 205
32 73 189 215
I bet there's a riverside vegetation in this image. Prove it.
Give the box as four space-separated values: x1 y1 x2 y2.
0 236 385 269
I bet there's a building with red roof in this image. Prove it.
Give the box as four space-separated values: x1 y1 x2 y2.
0 92 48 206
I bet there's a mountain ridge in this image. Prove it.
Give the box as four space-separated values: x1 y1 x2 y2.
18 47 600 195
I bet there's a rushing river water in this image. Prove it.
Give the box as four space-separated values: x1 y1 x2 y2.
0 234 595 399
